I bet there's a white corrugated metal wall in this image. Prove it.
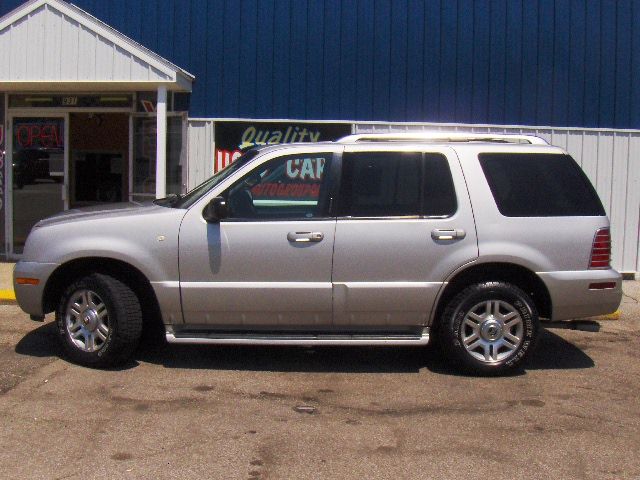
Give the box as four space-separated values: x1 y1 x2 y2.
185 119 639 273
186 119 215 190
355 122 640 274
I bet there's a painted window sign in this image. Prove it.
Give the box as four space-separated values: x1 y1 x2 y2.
250 155 329 203
251 182 321 201
214 121 351 172
135 91 189 113
14 120 64 150
285 157 325 181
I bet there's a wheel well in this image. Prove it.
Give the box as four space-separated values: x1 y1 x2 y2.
433 263 552 325
42 258 162 329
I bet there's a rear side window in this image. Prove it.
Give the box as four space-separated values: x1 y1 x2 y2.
423 153 458 216
479 153 605 217
338 152 457 217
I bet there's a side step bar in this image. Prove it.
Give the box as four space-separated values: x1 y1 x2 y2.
166 329 430 347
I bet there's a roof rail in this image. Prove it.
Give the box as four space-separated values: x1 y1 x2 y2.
337 132 549 145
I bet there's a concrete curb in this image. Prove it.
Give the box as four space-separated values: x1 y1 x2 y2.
0 262 14 303
0 289 15 300
0 289 16 304
595 310 621 320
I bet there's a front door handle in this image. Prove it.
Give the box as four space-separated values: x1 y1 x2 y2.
287 231 324 243
431 228 466 241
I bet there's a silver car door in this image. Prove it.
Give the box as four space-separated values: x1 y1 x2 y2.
178 147 338 327
332 146 478 327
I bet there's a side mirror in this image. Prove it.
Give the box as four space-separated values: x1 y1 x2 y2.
203 196 229 223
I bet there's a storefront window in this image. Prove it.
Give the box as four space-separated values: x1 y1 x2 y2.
166 117 185 195
0 94 5 254
132 115 186 201
12 117 65 254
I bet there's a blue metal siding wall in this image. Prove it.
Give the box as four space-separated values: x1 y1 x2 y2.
1 0 640 128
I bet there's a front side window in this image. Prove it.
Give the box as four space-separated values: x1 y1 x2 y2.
173 149 260 209
224 153 333 220
337 152 457 217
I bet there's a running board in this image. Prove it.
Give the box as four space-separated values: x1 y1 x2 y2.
166 329 430 346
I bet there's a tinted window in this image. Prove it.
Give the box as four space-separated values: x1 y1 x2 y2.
225 153 332 219
423 153 457 216
479 153 605 217
338 152 457 217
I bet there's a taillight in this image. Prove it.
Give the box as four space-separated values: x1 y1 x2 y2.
589 228 611 269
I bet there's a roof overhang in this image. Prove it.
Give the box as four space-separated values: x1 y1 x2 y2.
0 80 193 93
0 0 194 92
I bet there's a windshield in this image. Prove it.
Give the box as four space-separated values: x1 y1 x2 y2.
172 149 260 208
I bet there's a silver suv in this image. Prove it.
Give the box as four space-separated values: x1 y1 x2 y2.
14 133 622 374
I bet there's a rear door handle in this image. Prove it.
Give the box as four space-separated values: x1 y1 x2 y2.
287 231 324 243
431 228 466 241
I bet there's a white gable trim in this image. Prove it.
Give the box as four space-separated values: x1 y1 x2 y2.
0 0 194 87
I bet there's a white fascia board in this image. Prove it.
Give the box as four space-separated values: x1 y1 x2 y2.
0 80 187 92
174 73 194 93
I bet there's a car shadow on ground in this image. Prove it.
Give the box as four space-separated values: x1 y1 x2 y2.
14 321 61 358
15 322 594 375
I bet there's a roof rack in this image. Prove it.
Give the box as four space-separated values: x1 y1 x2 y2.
337 132 549 145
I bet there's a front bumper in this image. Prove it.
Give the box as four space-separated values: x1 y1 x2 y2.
13 261 59 317
538 269 623 321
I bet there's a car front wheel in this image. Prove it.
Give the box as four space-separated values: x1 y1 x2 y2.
56 273 142 368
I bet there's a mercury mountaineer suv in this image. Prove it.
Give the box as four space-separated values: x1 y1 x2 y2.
14 132 623 375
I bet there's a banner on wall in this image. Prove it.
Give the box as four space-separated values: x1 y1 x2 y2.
0 94 5 253
213 121 352 172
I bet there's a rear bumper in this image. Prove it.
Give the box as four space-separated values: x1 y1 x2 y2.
13 261 59 317
537 269 623 321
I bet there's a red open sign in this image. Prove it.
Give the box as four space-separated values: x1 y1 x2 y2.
15 122 63 149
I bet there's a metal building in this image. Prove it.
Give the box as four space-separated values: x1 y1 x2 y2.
0 0 638 274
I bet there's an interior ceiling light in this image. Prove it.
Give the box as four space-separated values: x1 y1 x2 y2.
24 97 53 103
99 96 129 102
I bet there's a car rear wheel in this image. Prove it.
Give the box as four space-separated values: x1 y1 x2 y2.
438 281 539 375
56 273 142 368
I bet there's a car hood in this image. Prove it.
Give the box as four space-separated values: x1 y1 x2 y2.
35 201 176 228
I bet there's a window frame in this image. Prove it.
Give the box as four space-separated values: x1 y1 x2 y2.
334 149 458 220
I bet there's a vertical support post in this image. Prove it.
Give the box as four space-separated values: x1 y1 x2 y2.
128 113 134 202
156 85 167 199
63 112 69 210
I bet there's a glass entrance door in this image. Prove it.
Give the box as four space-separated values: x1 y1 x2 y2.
11 116 66 254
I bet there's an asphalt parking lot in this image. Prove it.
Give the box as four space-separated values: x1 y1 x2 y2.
1 283 639 480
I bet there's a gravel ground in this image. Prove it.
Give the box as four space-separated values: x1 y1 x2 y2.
0 283 638 480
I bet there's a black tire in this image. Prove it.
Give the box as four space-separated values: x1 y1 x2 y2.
55 273 143 368
438 282 539 375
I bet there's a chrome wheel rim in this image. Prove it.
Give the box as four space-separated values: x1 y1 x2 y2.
65 289 110 353
461 300 524 363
